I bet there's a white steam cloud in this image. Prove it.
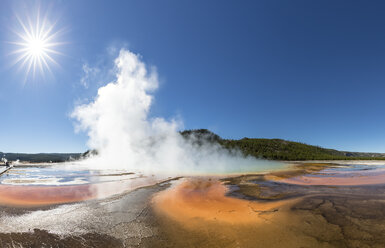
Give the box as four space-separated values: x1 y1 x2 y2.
72 49 281 175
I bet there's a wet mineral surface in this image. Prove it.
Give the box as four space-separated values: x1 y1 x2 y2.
151 162 385 248
0 181 173 248
1 162 385 247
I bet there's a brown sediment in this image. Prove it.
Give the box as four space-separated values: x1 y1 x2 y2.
150 170 385 248
276 166 385 186
280 173 385 185
152 178 296 225
260 162 385 186
265 163 335 179
2 163 385 247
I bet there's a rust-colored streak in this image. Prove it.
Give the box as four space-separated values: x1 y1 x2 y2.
0 176 166 207
279 171 385 186
0 184 95 207
152 179 293 225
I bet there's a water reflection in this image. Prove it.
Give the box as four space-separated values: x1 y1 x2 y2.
0 164 166 207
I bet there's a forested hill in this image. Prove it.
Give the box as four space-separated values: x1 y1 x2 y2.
0 152 81 163
181 129 385 161
2 129 385 162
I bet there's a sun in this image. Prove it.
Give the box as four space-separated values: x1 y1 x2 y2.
28 38 46 57
10 10 64 78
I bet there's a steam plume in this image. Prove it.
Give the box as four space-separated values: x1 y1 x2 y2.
72 49 281 175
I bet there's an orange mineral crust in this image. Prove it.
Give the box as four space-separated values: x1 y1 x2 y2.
279 169 385 186
0 184 95 207
152 178 294 225
0 176 166 207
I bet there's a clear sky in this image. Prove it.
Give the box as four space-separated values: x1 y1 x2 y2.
1 0 385 153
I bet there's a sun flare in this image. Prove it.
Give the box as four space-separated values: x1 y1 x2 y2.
10 11 64 78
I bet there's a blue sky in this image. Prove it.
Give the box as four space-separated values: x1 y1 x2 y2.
1 0 385 153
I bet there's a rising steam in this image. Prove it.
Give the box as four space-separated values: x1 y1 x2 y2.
72 49 281 175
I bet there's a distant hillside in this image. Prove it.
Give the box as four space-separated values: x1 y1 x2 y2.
2 130 385 163
181 129 385 161
0 152 81 163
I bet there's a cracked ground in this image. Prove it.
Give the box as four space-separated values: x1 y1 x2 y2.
1 169 385 247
